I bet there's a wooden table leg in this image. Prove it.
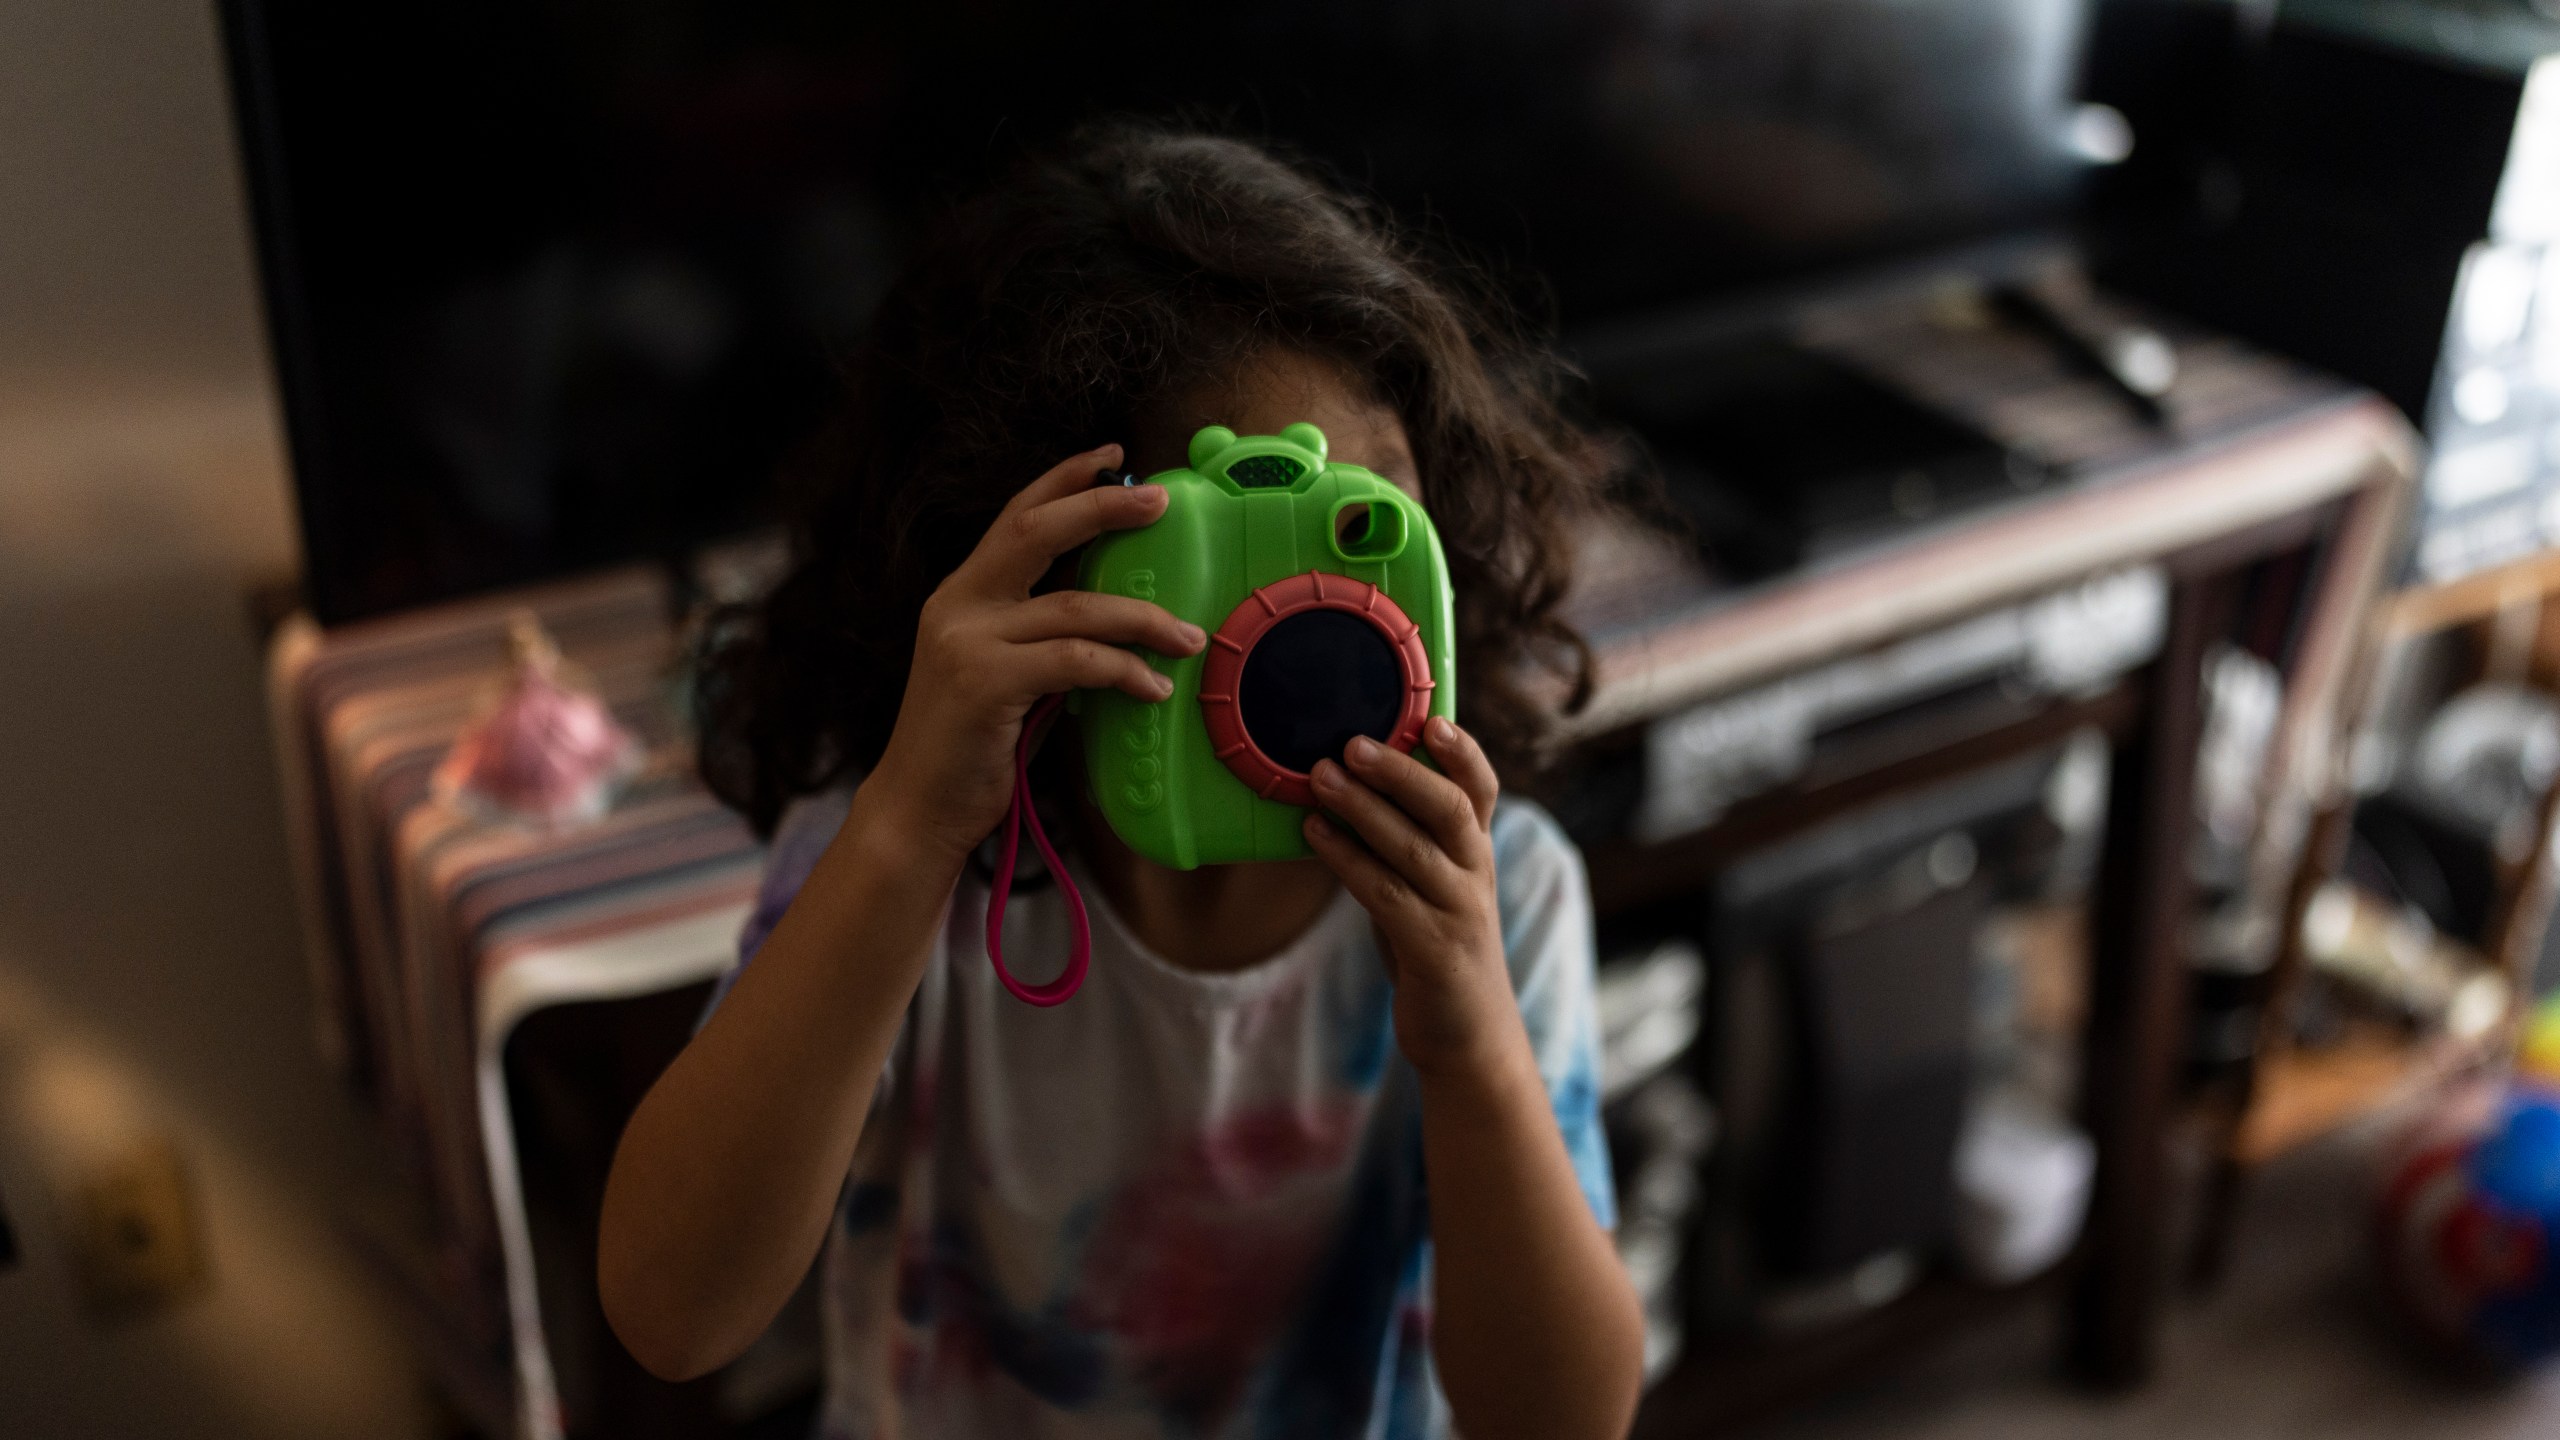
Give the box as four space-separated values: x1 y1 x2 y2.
2184 799 2347 1290
2069 572 2221 1388
2488 732 2560 994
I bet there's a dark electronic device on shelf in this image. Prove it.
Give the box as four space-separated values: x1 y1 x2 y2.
1595 338 2040 585
1690 756 2062 1331
216 0 2097 624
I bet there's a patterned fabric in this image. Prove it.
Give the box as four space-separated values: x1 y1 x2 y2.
715 794 1613 1440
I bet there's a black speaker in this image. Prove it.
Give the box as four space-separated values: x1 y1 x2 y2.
1691 755 2059 1329
1762 878 1987 1276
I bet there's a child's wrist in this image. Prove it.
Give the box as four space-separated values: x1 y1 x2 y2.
848 771 976 876
1409 1020 1542 1112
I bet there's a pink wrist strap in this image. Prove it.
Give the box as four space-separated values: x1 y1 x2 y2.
985 693 1090 1006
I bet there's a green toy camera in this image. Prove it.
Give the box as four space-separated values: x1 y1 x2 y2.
1073 423 1458 869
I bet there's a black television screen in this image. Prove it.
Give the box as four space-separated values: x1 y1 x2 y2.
220 0 2093 623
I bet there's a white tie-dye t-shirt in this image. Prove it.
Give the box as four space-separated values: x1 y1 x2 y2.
712 792 1613 1440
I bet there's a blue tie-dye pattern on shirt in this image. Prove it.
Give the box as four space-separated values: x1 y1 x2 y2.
1337 970 1398 1094
712 795 1613 1439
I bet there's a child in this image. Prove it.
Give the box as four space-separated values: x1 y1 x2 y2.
600 125 1645 1440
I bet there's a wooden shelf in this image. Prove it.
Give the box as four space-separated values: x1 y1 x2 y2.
2230 1024 2486 1166
1632 1264 2071 1439
2383 547 2560 638
1585 685 2138 918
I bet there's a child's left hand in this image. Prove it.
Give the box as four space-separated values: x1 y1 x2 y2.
1303 718 1522 1082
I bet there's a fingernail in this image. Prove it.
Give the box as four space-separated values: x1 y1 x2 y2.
1427 717 1455 744
1305 815 1331 840
1179 622 1206 648
1347 736 1380 762
1153 672 1175 697
1313 760 1345 790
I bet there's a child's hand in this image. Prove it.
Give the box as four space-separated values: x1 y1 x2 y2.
868 444 1206 863
1302 719 1521 1081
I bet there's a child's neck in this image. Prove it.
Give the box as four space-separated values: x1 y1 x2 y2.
1073 799 1343 974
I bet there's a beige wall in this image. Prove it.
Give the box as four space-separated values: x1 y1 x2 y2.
0 0 267 378
0 1 430 1434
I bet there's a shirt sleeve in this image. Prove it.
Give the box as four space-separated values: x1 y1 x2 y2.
1490 799 1618 1231
701 787 855 1020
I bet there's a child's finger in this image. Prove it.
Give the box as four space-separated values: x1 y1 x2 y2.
1002 591 1205 657
1420 718 1500 831
955 444 1135 591
995 444 1125 519
1342 735 1488 865
967 482 1168 596
1012 637 1175 705
1310 758 1464 903
1303 812 1427 928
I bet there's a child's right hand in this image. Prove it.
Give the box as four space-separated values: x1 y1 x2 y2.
865 443 1206 865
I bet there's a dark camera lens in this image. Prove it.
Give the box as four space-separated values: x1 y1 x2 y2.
1236 609 1405 775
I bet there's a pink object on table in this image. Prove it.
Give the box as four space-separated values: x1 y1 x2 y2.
432 611 642 827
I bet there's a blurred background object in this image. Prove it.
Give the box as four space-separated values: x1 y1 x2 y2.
2375 1079 2560 1372
220 0 2100 624
2087 0 2560 586
32 0 2560 1437
428 613 644 830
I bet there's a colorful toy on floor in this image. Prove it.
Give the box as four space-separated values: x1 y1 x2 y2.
2378 1082 2560 1370
2520 994 2560 1087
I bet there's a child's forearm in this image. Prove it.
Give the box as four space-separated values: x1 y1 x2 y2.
1419 1032 1645 1440
598 776 962 1380
1297 726 1645 1436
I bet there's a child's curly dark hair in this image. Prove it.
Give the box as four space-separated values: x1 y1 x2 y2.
697 123 1619 838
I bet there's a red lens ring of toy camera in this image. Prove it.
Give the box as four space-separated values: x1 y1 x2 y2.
1197 571 1436 809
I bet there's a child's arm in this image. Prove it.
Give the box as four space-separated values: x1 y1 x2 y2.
598 445 1205 1380
1304 722 1646 1440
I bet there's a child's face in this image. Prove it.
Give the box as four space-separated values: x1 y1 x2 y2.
1134 348 1420 501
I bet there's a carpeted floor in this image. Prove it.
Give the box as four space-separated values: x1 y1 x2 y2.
1735 1117 2560 1440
